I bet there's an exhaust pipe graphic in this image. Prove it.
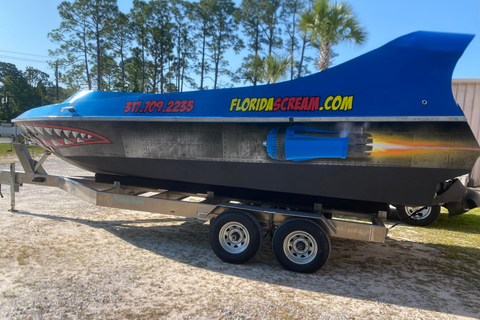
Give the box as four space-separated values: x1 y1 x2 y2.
266 126 372 161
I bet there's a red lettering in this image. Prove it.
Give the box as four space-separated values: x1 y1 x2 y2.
146 101 154 112
273 98 282 111
161 100 193 113
133 101 142 113
281 97 289 111
301 96 309 110
186 100 194 112
172 100 180 112
165 100 174 112
155 100 164 112
308 97 320 111
295 97 302 110
288 97 296 111
179 100 188 112
124 101 132 113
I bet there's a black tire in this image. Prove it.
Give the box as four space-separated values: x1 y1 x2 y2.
272 219 331 273
395 205 441 226
209 210 262 264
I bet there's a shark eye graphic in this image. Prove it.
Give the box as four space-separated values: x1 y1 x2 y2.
20 124 111 148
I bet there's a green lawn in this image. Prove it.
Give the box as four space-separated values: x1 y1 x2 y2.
389 208 480 276
412 208 480 247
0 143 46 156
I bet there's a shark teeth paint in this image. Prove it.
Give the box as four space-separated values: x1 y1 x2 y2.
19 123 111 149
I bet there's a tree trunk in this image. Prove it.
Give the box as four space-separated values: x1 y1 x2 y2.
297 32 307 78
141 29 145 93
253 25 260 86
176 30 181 92
268 27 273 57
181 50 186 92
213 29 222 90
200 31 206 90
160 62 164 94
152 55 158 93
214 53 219 89
96 35 101 90
55 61 59 100
5 93 10 122
120 44 125 91
290 11 295 80
96 5 102 91
84 42 91 90
318 42 331 72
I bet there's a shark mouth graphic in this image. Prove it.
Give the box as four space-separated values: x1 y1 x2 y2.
20 123 111 148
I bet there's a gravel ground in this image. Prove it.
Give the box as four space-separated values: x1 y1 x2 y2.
0 156 479 319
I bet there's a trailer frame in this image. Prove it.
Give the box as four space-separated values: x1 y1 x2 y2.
0 136 389 273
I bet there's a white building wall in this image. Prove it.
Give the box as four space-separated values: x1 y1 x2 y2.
0 123 23 137
452 79 480 186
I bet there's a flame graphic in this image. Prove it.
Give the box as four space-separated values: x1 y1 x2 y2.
369 136 480 157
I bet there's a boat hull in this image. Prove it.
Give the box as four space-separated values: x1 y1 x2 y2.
15 119 479 211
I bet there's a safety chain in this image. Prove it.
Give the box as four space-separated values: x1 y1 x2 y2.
388 206 427 230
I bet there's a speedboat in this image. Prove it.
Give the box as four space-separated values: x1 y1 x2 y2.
13 31 480 215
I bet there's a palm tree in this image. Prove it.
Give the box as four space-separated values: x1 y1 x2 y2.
299 0 367 72
261 54 292 84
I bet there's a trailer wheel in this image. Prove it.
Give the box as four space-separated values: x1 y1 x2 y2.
395 205 440 226
272 219 330 273
209 210 262 264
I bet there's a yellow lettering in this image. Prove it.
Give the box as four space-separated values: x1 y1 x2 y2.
249 98 257 111
266 98 274 111
332 95 342 110
324 96 333 110
235 99 242 111
340 96 353 111
259 98 267 111
241 98 250 112
230 99 237 111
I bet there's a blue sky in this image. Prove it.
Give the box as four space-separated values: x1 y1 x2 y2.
0 0 478 87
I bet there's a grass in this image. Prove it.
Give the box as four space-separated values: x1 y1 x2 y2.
389 207 480 278
0 142 46 156
2 291 17 298
405 208 480 246
0 143 17 155
390 207 480 245
0 142 46 155
16 249 29 266
0 142 49 166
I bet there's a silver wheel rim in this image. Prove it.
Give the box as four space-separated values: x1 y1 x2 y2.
283 231 318 264
219 221 250 254
405 206 432 220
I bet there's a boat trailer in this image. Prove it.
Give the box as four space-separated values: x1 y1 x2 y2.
0 136 388 273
